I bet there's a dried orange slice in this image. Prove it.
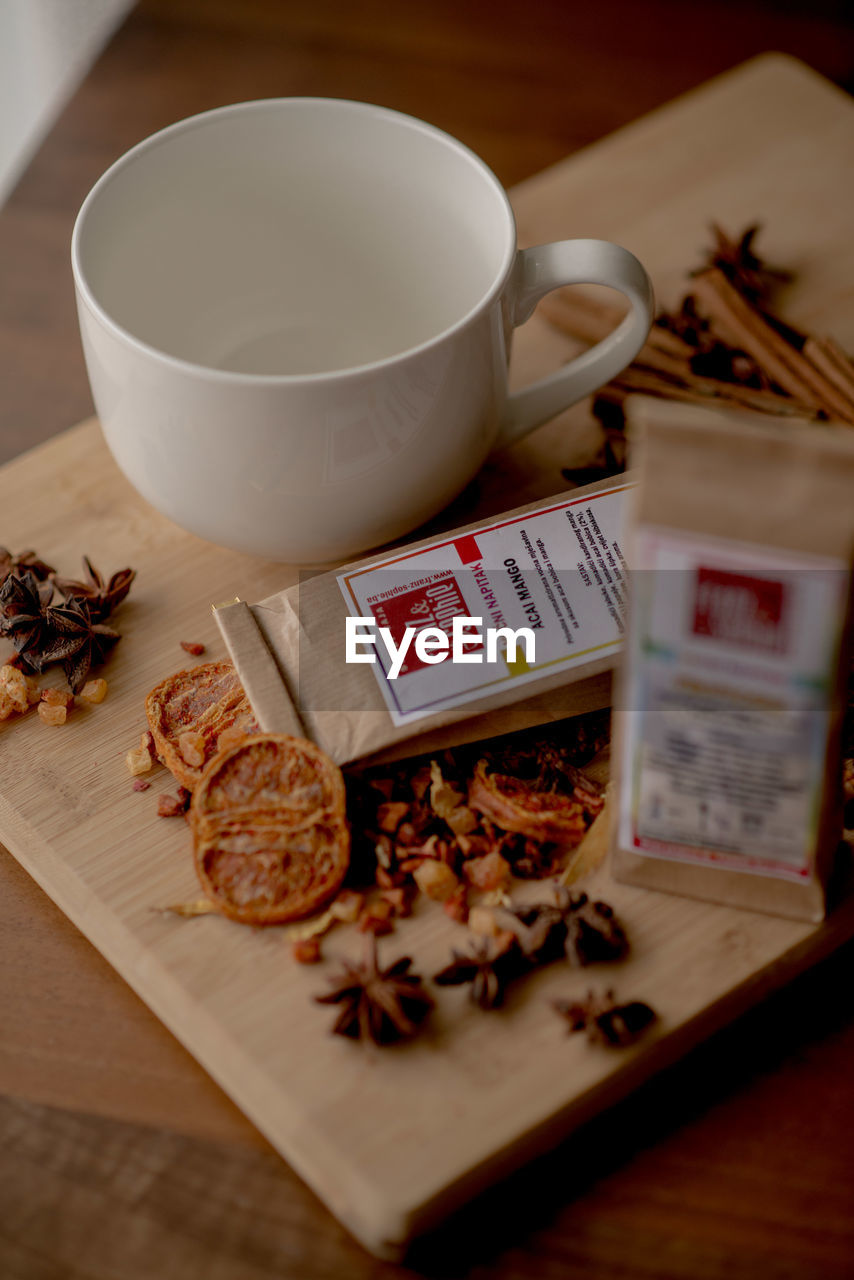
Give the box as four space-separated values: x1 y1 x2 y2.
145 661 257 790
467 759 597 846
190 733 350 925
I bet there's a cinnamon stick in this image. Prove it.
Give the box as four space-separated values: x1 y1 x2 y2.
540 290 692 360
803 336 854 415
606 365 821 419
690 269 854 425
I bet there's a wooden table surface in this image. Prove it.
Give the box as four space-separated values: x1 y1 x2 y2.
3 3 854 1277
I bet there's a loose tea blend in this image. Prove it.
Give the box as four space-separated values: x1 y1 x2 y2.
612 397 854 921
215 476 632 766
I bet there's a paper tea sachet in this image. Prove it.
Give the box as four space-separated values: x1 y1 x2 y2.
612 397 854 922
215 475 633 766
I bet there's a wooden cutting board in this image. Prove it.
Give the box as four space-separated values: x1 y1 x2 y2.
2 54 854 1260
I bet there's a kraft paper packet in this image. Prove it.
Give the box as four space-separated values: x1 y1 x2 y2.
612 397 854 922
214 474 633 767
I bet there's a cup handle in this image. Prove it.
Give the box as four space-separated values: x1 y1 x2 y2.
497 238 654 448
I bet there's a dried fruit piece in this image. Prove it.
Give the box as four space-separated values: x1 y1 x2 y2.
0 664 35 713
216 725 248 755
41 687 73 708
468 759 595 845
178 730 206 769
413 859 459 902
467 905 501 937
146 661 258 790
443 884 469 924
376 801 409 833
180 641 206 656
158 790 191 818
330 890 365 923
79 678 108 704
0 690 17 720
190 733 350 925
462 850 511 892
126 744 153 776
293 937 323 964
38 702 67 726
379 885 416 918
358 899 395 936
430 760 478 834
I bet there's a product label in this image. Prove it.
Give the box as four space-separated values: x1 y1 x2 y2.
618 527 848 880
337 484 631 725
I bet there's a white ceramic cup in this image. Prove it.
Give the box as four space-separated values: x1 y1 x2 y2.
72 98 653 562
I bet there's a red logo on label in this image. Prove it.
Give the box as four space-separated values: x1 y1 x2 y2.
692 567 788 653
368 575 477 677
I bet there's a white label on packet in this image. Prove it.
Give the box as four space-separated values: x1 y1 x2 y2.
618 526 848 881
337 484 631 726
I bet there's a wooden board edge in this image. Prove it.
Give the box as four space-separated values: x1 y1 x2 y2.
385 885 854 1258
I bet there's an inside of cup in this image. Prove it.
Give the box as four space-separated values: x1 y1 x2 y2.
74 99 514 376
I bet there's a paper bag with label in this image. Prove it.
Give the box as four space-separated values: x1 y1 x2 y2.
215 476 633 766
613 398 854 922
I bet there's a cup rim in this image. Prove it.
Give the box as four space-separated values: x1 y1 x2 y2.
71 96 518 385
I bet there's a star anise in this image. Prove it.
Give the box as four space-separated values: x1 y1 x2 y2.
655 294 711 349
433 932 520 1009
499 890 628 968
562 893 629 966
46 595 120 693
690 223 791 305
0 570 63 670
552 989 656 1047
315 936 433 1045
493 902 568 966
52 557 135 623
0 547 56 587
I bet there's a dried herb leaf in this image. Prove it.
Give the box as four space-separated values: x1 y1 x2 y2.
155 899 219 918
